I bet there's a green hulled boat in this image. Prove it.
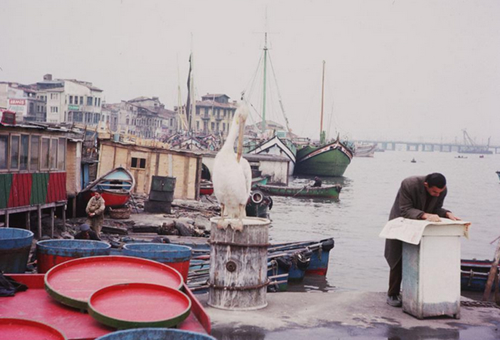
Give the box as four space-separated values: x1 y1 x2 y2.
255 184 341 199
294 138 353 177
294 61 353 177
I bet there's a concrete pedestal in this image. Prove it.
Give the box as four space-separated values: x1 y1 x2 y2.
402 223 467 319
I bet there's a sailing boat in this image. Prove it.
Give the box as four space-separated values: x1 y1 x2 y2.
294 61 354 177
244 32 297 176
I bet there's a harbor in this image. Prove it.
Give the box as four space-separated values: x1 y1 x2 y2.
1 1 500 339
3 147 500 339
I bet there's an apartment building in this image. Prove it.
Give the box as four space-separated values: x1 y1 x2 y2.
36 74 103 125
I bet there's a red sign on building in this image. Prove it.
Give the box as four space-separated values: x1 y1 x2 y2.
9 98 26 106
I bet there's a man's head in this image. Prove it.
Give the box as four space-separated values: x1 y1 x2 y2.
79 224 91 239
94 192 101 199
424 173 446 197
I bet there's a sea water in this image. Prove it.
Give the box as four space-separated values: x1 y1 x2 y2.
268 150 500 292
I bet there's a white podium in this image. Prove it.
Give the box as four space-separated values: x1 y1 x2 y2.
380 218 470 319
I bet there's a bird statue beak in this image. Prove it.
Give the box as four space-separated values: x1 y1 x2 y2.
236 115 246 162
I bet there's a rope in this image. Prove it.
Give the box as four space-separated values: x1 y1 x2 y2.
461 300 500 309
208 240 270 248
208 279 270 291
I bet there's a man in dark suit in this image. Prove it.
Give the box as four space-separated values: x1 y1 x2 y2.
385 173 460 307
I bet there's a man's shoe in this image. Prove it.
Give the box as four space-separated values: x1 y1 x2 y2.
387 295 402 307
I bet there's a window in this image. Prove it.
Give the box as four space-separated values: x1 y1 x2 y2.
0 135 8 170
87 97 93 106
68 112 73 121
222 122 225 131
41 138 50 169
30 136 40 171
131 157 146 169
211 122 215 131
94 97 97 106
50 139 57 169
10 135 20 169
69 95 73 104
29 103 34 114
80 96 83 105
20 135 29 170
57 138 65 170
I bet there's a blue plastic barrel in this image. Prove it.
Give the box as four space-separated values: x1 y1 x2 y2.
96 328 215 340
123 243 192 281
36 239 111 273
0 228 34 273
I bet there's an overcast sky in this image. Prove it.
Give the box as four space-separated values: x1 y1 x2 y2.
1 0 499 144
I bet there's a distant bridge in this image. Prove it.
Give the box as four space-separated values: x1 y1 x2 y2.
353 140 500 154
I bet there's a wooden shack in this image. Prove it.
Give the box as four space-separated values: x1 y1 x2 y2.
0 110 69 237
97 140 202 200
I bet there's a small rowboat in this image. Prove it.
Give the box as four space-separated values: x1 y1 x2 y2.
80 166 135 208
251 176 269 188
461 259 500 292
199 180 214 196
255 184 341 199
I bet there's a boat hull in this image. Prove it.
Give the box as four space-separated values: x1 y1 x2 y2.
83 190 130 208
80 166 135 209
461 259 500 292
294 141 353 177
256 184 341 199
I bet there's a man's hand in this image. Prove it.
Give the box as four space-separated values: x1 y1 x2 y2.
422 213 441 222
445 212 461 221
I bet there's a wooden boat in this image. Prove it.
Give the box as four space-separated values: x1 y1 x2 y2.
294 62 354 177
461 259 500 291
80 166 135 208
255 184 341 199
295 139 354 177
251 176 269 188
354 142 376 157
199 179 214 196
180 237 334 292
247 135 297 176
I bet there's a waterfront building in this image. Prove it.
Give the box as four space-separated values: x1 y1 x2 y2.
188 94 237 137
105 97 178 140
35 74 103 126
0 82 46 122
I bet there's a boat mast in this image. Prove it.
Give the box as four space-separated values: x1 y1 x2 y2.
320 60 326 144
261 32 268 134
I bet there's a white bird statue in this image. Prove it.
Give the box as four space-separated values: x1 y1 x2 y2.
212 102 252 231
